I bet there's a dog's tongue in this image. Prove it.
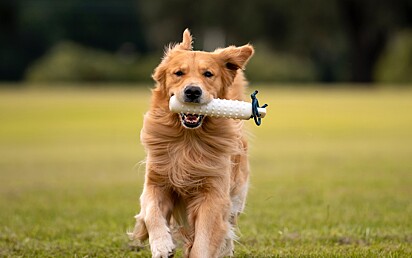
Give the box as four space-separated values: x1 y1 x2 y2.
186 114 198 122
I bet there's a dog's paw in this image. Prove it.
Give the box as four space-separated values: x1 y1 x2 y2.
150 234 175 258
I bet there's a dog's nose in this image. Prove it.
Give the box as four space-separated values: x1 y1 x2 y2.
184 86 202 103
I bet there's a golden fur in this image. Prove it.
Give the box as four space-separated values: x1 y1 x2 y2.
130 29 254 258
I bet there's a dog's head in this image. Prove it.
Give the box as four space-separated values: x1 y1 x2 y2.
153 29 254 129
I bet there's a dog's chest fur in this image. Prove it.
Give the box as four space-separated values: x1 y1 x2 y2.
141 112 241 195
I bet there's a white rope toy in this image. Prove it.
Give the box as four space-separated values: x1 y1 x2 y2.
169 90 268 125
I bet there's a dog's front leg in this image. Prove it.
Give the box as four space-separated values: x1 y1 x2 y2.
139 183 175 258
189 194 231 258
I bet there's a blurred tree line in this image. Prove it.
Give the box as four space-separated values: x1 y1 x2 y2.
1 0 411 84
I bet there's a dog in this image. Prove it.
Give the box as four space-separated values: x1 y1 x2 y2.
130 29 254 258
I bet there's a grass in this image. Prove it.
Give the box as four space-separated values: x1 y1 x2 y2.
0 85 411 257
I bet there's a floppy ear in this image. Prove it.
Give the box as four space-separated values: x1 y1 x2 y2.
216 44 254 71
152 63 166 84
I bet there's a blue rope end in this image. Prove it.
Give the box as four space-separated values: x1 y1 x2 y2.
250 90 268 126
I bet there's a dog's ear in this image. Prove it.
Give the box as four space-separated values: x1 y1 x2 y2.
216 44 254 71
177 28 193 51
152 63 166 85
215 44 254 85
164 29 193 56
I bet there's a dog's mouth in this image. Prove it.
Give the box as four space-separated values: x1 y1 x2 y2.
180 113 204 129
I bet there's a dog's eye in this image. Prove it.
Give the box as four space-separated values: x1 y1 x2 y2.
203 71 213 78
174 71 184 76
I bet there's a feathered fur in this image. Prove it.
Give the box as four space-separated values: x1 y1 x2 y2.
130 29 254 258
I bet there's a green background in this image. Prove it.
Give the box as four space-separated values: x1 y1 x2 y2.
1 86 411 256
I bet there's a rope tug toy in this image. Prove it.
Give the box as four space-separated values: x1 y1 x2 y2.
169 90 268 126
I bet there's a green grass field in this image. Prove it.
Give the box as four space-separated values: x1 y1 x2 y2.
1 85 411 257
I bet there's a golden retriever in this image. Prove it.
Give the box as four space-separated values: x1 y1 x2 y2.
130 29 254 258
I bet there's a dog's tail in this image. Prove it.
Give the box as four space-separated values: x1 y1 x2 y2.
128 213 149 246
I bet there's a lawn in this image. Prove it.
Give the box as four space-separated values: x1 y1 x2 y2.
0 85 411 257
